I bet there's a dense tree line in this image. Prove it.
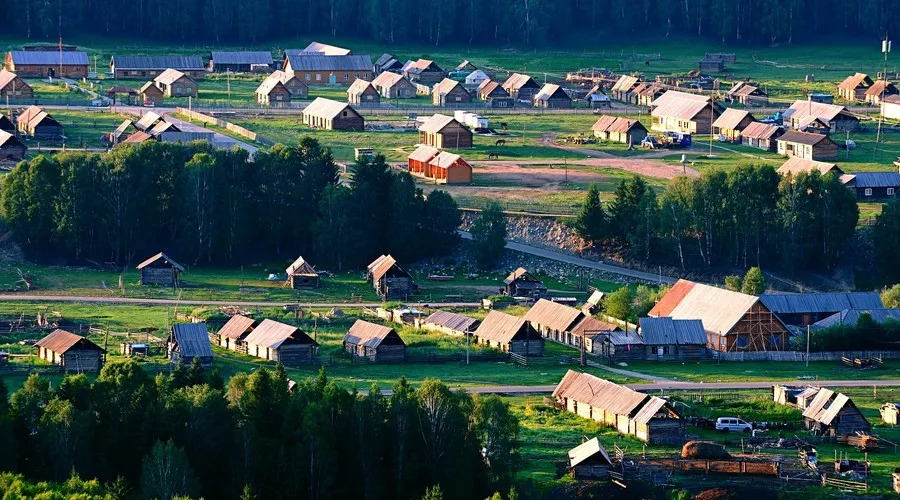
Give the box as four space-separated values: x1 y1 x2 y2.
0 0 894 46
0 141 460 269
0 362 520 499
576 165 859 273
809 312 900 351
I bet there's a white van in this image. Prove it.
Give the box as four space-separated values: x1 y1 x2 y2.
715 417 752 433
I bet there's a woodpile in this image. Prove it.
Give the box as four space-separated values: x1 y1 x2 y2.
837 433 878 451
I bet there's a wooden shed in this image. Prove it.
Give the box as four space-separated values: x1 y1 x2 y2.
302 98 364 131
533 84 572 109
478 80 513 107
503 268 547 298
402 59 444 84
837 73 873 102
343 319 406 362
407 144 440 176
0 69 32 98
34 329 104 372
372 71 415 99
347 78 380 105
418 114 472 149
242 319 318 365
591 115 648 145
427 151 472 184
168 323 213 368
524 299 586 347
153 69 198 98
285 256 320 289
256 74 293 106
432 78 471 106
568 438 614 479
139 81 164 105
374 53 403 75
773 385 821 410
740 122 783 151
136 252 184 286
502 73 541 101
802 389 870 437
473 310 544 356
419 310 479 337
110 55 205 80
727 82 768 107
864 80 899 105
698 57 725 73
712 108 755 142
610 75 641 102
775 157 844 179
0 130 26 162
4 50 89 78
881 403 900 425
637 317 707 361
217 314 257 351
16 106 62 139
367 254 414 300
569 316 622 355
776 130 838 161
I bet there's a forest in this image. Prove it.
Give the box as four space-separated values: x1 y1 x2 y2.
0 0 895 46
0 140 461 269
0 362 520 499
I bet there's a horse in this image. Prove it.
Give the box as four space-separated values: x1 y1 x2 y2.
494 139 507 146
487 152 499 160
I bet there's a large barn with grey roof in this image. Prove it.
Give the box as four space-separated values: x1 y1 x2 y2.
110 55 205 79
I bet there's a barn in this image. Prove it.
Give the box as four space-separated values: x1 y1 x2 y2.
0 69 32 98
402 59 444 84
432 78 471 106
153 69 198 98
110 55 205 80
217 314 257 351
302 98 364 130
343 319 407 362
837 73 873 102
418 114 472 149
209 51 274 73
802 389 870 437
568 438 614 479
533 84 572 109
256 75 291 106
637 317 707 361
285 256 320 289
776 130 838 161
783 100 859 133
698 57 725 73
503 268 547 298
168 323 213 368
502 73 541 102
242 319 318 365
408 145 440 176
35 329 104 372
5 50 89 78
776 157 844 178
283 54 372 84
419 310 480 337
524 299 585 346
0 131 26 162
372 71 416 98
650 91 720 134
347 78 380 105
367 254 414 300
427 151 472 184
840 172 900 200
740 122 783 151
136 252 184 286
864 80 898 105
477 80 511 102
16 106 62 139
139 82 165 105
711 108 755 142
591 115 648 145
473 310 544 356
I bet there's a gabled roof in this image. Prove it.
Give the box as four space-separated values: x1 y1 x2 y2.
0 69 24 89
466 70 489 82
171 323 213 358
784 100 854 125
348 78 376 96
474 310 533 344
802 389 866 427
811 308 900 330
111 119 135 141
838 72 873 91
568 437 613 468
524 299 584 332
777 157 842 177
243 319 316 348
344 319 404 348
210 51 273 66
712 108 754 130
638 317 707 345
740 122 781 140
285 54 372 72
429 151 466 169
502 73 538 91
303 97 357 119
455 60 477 71
136 252 184 271
611 75 640 92
647 280 696 317
651 91 713 120
408 144 440 162
632 396 676 424
606 328 644 346
16 105 44 126
534 83 569 102
840 172 900 188
121 131 154 144
368 254 409 282
293 41 352 56
405 59 443 74
592 115 646 134
553 370 658 418
154 69 192 85
148 120 180 136
35 329 103 353
422 310 479 333
504 267 541 285
586 290 605 306
286 256 317 276
418 114 464 134
777 130 831 146
112 55 204 71
865 80 898 97
375 53 396 67
9 50 88 66
217 314 257 340
139 81 161 94
570 316 620 338
372 71 408 88
433 78 467 96
650 90 709 107
759 291 883 315
256 73 289 95
0 130 24 149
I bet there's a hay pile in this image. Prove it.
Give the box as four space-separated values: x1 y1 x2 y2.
681 441 731 459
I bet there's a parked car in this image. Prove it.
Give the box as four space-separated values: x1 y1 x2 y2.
715 417 752 433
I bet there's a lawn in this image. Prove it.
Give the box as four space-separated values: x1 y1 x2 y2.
621 359 900 382
14 109 129 150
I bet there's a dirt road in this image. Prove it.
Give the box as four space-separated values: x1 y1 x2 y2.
0 294 478 308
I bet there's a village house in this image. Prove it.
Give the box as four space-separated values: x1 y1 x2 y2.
0 69 33 98
803 389 870 436
432 78 471 106
121 131 154 145
242 319 318 365
427 151 472 184
649 279 790 352
286 41 352 57
585 84 611 108
840 172 900 200
209 51 274 73
503 268 547 299
472 310 544 356
374 53 403 74
256 75 292 106
597 328 644 361
16 106 62 139
727 82 769 106
698 56 725 73
610 75 641 102
465 70 490 87
35 329 104 372
534 84 572 108
139 82 165 105
650 91 720 134
783 100 859 132
110 55 205 80
262 70 308 99
402 59 444 84
712 108 756 142
154 69 198 98
811 308 900 330
285 256 320 289
632 83 666 106
302 98 364 130
776 130 838 161
418 310 480 337
367 254 414 300
591 115 648 145
882 94 900 120
418 114 473 149
343 319 407 362
136 252 184 286
0 131 26 162
569 316 622 355
740 122 783 151
371 71 416 99
776 157 844 178
284 54 372 84
5 50 89 78
168 323 213 368
477 80 514 107
502 73 541 102
408 144 440 176
637 317 707 361
553 370 684 444
524 299 585 346
864 80 898 105
455 60 477 72
347 78 380 105
216 314 258 351
567 438 614 479
837 73 873 102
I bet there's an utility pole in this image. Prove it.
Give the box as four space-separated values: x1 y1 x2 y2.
805 324 810 367
875 37 891 160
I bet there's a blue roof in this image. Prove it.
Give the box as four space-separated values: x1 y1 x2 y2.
638 317 707 345
171 323 212 358
844 172 900 188
759 292 883 315
811 308 900 330
9 50 89 66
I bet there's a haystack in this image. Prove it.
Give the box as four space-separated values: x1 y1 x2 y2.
681 441 730 459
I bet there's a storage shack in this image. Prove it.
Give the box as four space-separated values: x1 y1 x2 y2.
802 389 870 436
638 317 707 361
168 323 213 368
418 114 472 149
343 319 406 362
35 329 104 372
418 310 479 337
242 319 318 365
136 252 184 286
473 310 544 356
217 314 258 351
367 254 414 300
568 438 614 479
285 256 320 289
503 268 547 298
302 97 364 131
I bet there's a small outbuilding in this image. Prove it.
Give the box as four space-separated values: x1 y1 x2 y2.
256 74 292 106
168 323 213 368
418 114 472 149
35 329 104 372
153 69 198 98
302 98 364 131
419 310 480 337
533 84 572 109
473 310 544 356
139 81 165 105
864 80 898 105
638 317 707 361
408 144 440 176
209 51 274 73
803 389 870 436
137 252 184 286
285 256 320 289
727 82 768 107
502 73 541 101
591 115 648 145
0 130 26 162
16 106 62 139
712 108 755 142
343 319 407 362
347 78 380 105
503 268 547 299
367 254 414 300
217 314 258 351
427 151 472 184
372 71 416 99
242 319 318 365
881 403 900 425
698 57 725 73
0 69 33 98
568 438 614 479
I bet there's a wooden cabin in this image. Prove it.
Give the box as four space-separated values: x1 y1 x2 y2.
650 91 720 134
568 438 614 480
569 316 622 355
168 323 213 368
638 317 707 361
209 51 274 73
242 319 318 365
432 78 471 106
407 145 440 177
285 256 320 289
367 254 414 300
418 310 479 337
34 329 104 372
837 73 873 102
110 55 205 80
418 114 472 149
0 69 32 98
698 57 725 73
374 53 403 75
864 80 898 105
473 310 544 356
427 151 472 184
0 131 26 162
776 158 844 179
773 385 821 410
139 81 164 105
803 389 870 437
881 403 900 425
783 100 859 133
712 108 755 142
727 82 768 107
610 75 640 102
286 41 352 57
502 73 541 102
343 319 406 362
256 74 292 106
402 59 444 84
302 98 364 130
137 252 184 286
598 328 644 361
371 71 415 99
153 69 198 98
455 60 477 72
776 130 838 161
0 114 13 134
217 314 257 351
478 80 513 107
585 84 612 108
740 122 783 151
840 172 900 200
503 268 547 298
591 115 648 145
533 84 572 109
524 299 585 346
16 106 62 139
347 78 380 105
283 54 372 84
5 50 89 78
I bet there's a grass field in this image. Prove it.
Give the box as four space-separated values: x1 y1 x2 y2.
621 359 900 382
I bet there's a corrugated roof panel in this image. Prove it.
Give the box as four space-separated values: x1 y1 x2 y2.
172 323 213 358
10 51 88 66
524 299 584 333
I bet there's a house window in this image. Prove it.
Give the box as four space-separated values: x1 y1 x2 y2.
305 74 311 81
889 188 895 196
316 74 321 81
865 188 873 197
344 73 349 81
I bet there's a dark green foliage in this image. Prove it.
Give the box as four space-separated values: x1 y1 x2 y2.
810 318 900 351
874 199 900 285
139 440 199 500
724 275 742 292
471 202 507 269
603 287 634 321
741 267 765 294
575 183 606 245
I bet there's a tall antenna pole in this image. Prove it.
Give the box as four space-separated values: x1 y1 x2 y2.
875 37 891 160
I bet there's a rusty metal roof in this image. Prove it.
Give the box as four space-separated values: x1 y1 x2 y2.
740 122 781 140
502 73 538 91
568 437 613 468
712 108 754 130
777 157 843 177
35 329 102 354
524 299 584 332
837 72 872 91
368 254 409 282
243 319 316 349
610 75 640 92
570 316 620 337
122 131 154 144
473 310 534 344
344 319 403 348
217 314 257 340
422 310 479 333
648 279 696 317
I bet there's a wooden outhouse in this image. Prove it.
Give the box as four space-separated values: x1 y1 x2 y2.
881 403 900 425
348 78 380 105
216 314 257 351
432 78 471 106
711 108 755 142
418 114 472 149
367 254 414 300
168 323 213 368
802 389 870 436
0 131 26 162
426 151 472 184
153 69 198 98
776 130 838 161
568 438 614 479
136 252 184 286
0 69 32 99
285 256 320 289
302 98 364 130
503 268 547 298
343 319 406 362
242 319 318 365
473 310 544 356
35 329 104 372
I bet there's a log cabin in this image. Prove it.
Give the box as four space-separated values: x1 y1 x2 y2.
136 252 184 286
217 314 258 351
524 299 585 346
418 114 472 149
0 130 26 162
371 71 416 98
285 256 320 289
367 254 414 300
711 108 755 142
533 84 572 109
650 91 720 134
503 268 547 298
347 78 380 105
0 69 32 98
502 73 541 102
35 329 104 372
740 122 783 151
473 310 544 356
568 438 614 479
168 323 213 368
302 98 364 130
839 172 900 200
343 320 406 362
591 115 648 145
153 69 198 98
402 59 444 84
16 106 62 139
776 130 838 161
432 78 471 106
242 319 318 365
803 389 870 437
637 317 707 361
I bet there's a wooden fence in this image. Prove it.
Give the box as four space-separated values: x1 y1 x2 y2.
710 350 900 362
175 108 275 145
822 475 867 491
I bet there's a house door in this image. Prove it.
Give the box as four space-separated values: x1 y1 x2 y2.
48 67 55 78
657 346 664 359
329 74 337 85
